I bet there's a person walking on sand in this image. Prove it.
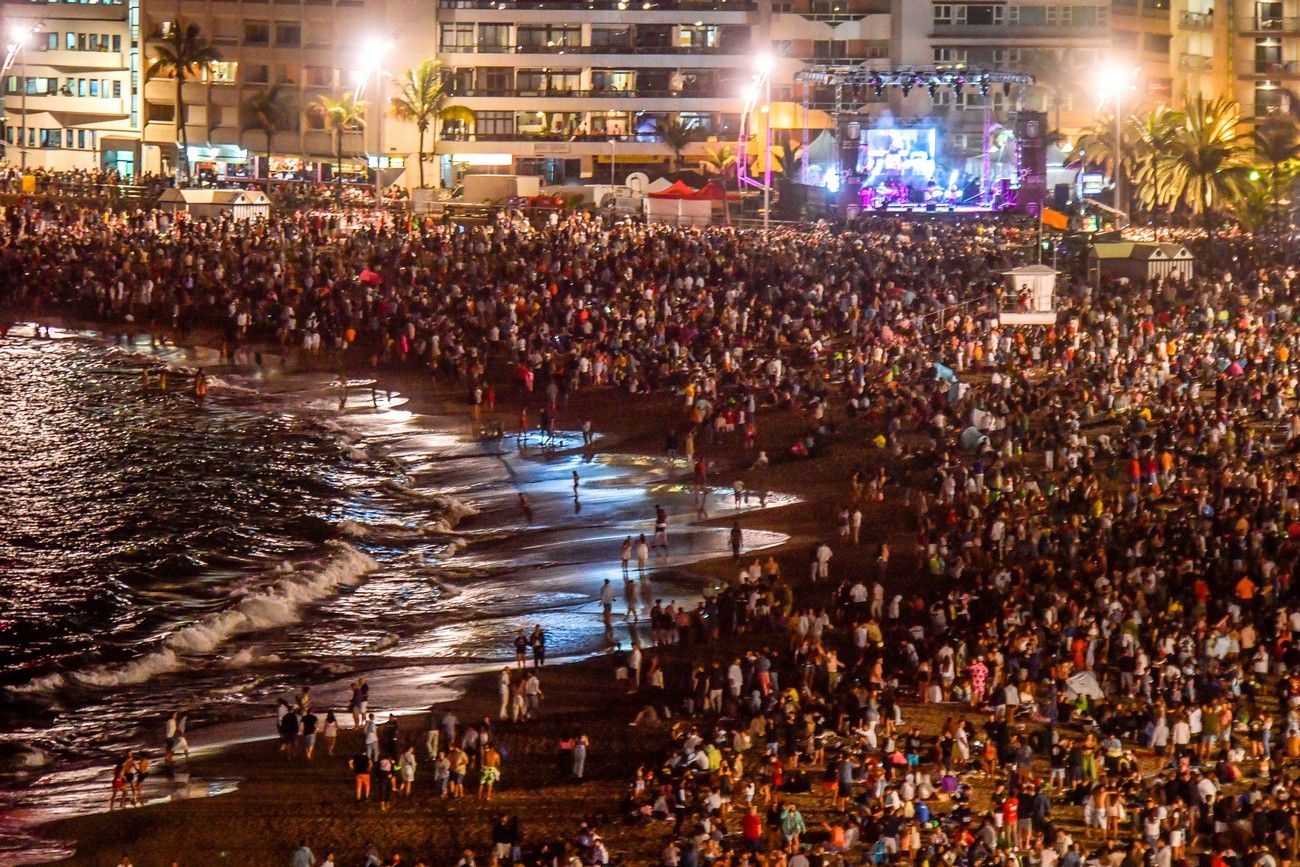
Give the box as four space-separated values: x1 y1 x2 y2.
350 751 372 801
498 667 512 720
571 731 589 780
323 710 339 757
363 713 379 762
477 744 501 800
635 534 650 573
652 504 669 554
600 578 615 624
292 841 316 867
513 629 529 668
397 746 416 796
348 678 368 728
620 536 632 575
301 707 319 760
525 670 543 715
529 625 546 667
624 575 638 621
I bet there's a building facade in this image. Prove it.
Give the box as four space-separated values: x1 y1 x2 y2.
6 0 1284 185
136 0 426 182
1 0 141 173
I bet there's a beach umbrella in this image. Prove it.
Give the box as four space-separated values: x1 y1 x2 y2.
359 268 383 285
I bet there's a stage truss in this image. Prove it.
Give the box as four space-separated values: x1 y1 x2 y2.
780 65 1036 208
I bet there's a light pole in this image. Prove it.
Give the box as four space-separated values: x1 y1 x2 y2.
756 52 773 232
609 136 616 186
9 25 39 173
1096 61 1138 227
355 37 395 205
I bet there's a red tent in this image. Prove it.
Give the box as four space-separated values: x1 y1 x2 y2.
689 181 728 201
648 180 698 199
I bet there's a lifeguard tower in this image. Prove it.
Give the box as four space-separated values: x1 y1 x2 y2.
998 264 1058 326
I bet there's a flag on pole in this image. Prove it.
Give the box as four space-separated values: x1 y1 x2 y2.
1041 207 1069 231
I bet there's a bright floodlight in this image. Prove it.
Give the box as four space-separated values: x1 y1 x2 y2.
1095 61 1137 100
360 37 395 68
741 83 759 105
9 25 31 43
754 52 773 75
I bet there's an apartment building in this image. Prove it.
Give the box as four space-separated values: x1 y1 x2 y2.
894 0 1113 163
1228 0 1300 120
134 0 427 181
431 0 895 184
1116 0 1300 125
1112 0 1174 105
1 0 140 173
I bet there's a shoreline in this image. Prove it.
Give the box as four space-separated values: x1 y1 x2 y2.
0 317 825 865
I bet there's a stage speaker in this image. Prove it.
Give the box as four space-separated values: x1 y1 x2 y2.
925 203 936 212
1053 183 1070 209
1015 110 1049 213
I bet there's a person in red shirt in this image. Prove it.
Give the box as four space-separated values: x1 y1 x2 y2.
741 805 764 853
1193 578 1210 606
1002 793 1019 832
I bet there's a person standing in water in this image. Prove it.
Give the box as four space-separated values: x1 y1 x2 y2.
652 504 669 554
529 625 546 668
620 536 632 575
518 493 533 524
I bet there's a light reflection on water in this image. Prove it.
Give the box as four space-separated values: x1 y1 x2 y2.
0 326 793 860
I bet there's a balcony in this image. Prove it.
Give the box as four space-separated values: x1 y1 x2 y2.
1253 60 1300 77
1179 52 1211 70
31 49 126 71
1240 17 1300 33
439 0 754 8
442 43 747 55
1179 11 1211 29
453 87 725 99
929 23 1109 40
5 94 125 116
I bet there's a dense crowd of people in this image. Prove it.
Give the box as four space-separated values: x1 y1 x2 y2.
12 194 1300 866
592 231 1300 867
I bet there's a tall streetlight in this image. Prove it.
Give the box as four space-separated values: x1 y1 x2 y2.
1095 61 1138 226
354 37 395 204
755 52 773 232
9 25 41 172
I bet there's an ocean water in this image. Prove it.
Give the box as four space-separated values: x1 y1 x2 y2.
0 326 792 863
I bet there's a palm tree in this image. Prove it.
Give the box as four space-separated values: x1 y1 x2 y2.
1076 114 1139 212
698 143 737 223
1252 114 1300 231
244 83 290 182
314 93 368 199
1129 106 1185 227
658 118 699 171
389 60 466 189
1168 95 1252 230
147 21 219 185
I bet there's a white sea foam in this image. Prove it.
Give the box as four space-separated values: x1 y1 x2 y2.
8 542 378 694
203 376 260 395
380 481 480 531
165 542 377 654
